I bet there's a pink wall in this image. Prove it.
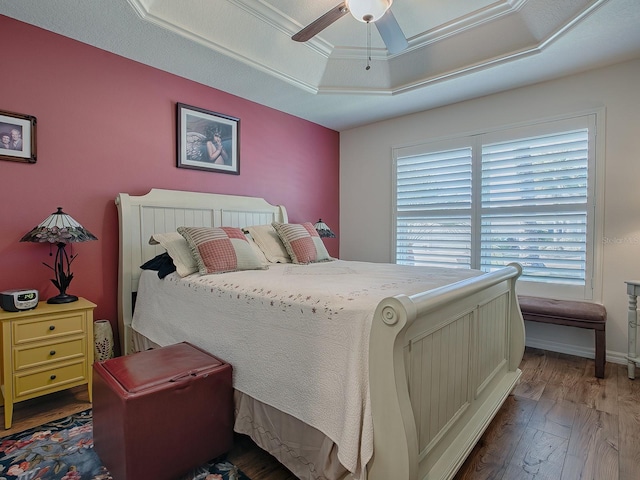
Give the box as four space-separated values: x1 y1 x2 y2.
0 16 339 346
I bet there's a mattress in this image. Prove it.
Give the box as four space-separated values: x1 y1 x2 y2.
131 260 481 478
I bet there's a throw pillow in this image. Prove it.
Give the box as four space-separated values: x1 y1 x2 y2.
243 224 291 263
271 222 332 264
178 226 267 274
149 232 198 277
244 231 270 266
140 252 176 279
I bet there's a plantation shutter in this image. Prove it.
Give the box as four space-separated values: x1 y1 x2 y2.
480 129 590 285
394 114 598 298
396 147 473 268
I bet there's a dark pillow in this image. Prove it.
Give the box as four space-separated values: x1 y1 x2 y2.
140 252 176 279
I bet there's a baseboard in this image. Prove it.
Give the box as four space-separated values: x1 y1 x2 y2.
524 337 627 365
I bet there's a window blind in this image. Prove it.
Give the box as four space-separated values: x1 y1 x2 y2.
396 147 472 268
480 129 589 285
395 127 591 288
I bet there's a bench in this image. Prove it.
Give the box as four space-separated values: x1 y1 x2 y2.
517 295 607 378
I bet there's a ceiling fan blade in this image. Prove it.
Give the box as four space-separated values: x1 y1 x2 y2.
375 9 408 54
292 2 349 42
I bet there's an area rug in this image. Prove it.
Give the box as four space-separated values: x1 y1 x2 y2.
0 410 250 480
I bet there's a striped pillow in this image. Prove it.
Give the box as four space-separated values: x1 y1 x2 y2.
177 226 267 274
271 222 332 264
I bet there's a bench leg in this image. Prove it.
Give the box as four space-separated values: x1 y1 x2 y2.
595 329 605 378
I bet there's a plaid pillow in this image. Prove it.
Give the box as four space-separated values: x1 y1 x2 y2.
271 222 332 264
177 226 267 274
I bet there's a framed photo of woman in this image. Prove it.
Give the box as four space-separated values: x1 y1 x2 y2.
0 110 37 163
177 103 239 175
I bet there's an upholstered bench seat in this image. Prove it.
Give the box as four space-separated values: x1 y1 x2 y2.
518 295 607 378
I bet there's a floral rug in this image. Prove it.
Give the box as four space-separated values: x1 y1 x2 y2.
0 410 249 480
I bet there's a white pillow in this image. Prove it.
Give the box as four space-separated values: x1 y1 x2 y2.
243 225 291 263
149 232 198 277
244 232 270 266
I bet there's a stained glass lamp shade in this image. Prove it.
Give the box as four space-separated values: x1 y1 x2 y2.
313 219 336 238
20 207 97 304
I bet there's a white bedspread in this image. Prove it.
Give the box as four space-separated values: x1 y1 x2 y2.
132 260 481 477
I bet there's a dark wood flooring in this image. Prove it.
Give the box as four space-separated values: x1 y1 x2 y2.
2 348 639 479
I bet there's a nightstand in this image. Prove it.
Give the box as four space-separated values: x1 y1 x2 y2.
0 298 96 428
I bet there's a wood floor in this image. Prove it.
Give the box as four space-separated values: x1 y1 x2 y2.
1 347 639 480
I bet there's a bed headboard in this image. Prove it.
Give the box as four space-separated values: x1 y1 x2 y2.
115 188 288 354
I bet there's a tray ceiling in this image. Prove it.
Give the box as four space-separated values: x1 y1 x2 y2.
1 0 639 130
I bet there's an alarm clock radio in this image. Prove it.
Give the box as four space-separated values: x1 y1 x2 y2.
0 289 39 312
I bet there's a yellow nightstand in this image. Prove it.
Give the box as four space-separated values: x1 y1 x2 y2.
0 298 96 428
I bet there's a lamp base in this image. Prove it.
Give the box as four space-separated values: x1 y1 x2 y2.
47 293 79 304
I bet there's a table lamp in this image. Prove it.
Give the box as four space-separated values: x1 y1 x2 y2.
20 207 97 304
313 219 336 238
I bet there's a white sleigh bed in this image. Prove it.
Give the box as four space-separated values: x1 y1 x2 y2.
116 188 525 480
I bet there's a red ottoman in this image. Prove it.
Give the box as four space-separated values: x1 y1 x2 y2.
92 342 233 480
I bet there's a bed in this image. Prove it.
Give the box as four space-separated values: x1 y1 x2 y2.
115 188 525 480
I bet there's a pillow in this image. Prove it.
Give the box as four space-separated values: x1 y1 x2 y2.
140 252 176 279
177 226 267 274
271 222 332 264
244 231 270 266
243 224 291 263
149 232 198 277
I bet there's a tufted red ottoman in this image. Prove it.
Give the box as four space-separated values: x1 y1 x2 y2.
92 342 233 480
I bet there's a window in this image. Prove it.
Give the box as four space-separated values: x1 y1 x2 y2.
394 115 599 300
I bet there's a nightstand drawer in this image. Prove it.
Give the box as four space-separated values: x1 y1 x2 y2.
13 337 86 371
13 313 85 345
14 360 86 399
0 298 96 428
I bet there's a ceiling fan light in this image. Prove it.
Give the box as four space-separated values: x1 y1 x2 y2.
346 0 393 23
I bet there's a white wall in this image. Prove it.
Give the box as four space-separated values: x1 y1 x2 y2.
340 58 640 365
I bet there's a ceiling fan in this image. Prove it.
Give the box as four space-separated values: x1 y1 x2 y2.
292 0 408 55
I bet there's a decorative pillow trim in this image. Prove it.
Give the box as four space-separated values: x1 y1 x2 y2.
177 226 267 275
271 222 332 265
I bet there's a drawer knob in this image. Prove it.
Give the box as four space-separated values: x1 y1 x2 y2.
50 374 57 380
50 350 56 356
49 325 55 331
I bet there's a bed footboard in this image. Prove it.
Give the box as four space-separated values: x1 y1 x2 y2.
367 264 524 480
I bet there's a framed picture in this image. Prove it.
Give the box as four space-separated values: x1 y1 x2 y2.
177 103 239 175
0 110 37 163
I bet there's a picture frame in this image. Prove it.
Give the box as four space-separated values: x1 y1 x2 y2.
177 103 239 175
0 110 37 163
